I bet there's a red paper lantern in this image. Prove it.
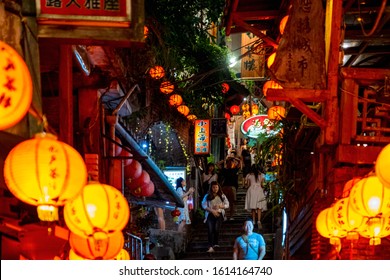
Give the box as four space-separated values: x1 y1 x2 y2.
124 160 143 185
177 105 190 116
0 40 33 130
149 66 165 79
169 94 183 106
131 181 155 197
119 149 133 166
160 81 174 94
127 170 150 190
230 105 240 115
221 82 230 93
171 208 181 222
224 112 231 120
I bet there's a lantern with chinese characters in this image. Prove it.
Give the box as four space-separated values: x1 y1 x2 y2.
3 133 87 221
230 105 240 115
149 66 165 79
160 81 174 94
177 105 190 116
132 181 155 197
69 231 124 260
349 176 390 218
267 52 276 69
279 16 289 35
114 249 131 260
171 208 181 223
316 207 347 246
169 94 183 106
124 160 143 186
330 197 365 240
268 106 286 121
64 182 130 239
127 170 150 190
0 40 33 131
263 80 283 96
221 82 230 93
375 143 390 188
358 215 390 246
187 114 197 121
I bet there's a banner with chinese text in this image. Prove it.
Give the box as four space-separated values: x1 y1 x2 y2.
240 33 265 79
194 120 210 155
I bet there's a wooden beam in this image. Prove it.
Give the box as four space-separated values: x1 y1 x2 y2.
232 10 279 21
340 79 358 145
266 89 328 102
59 45 73 145
340 67 390 80
336 145 382 165
289 98 327 128
225 0 239 36
232 15 279 48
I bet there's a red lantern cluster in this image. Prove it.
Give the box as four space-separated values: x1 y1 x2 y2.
124 157 155 197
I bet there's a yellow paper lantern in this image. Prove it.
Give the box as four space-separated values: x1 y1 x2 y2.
69 231 124 260
241 103 250 111
375 143 390 188
263 80 283 96
243 110 251 119
358 216 390 246
279 16 289 35
159 81 174 94
267 52 276 69
349 176 390 218
177 105 190 116
0 40 33 130
187 114 197 121
341 177 362 198
3 133 87 221
64 182 130 239
331 197 366 240
68 249 87 260
114 249 131 260
268 106 286 120
316 207 347 246
149 65 165 79
168 94 183 106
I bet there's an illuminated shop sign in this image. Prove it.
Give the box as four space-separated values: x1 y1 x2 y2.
194 119 210 155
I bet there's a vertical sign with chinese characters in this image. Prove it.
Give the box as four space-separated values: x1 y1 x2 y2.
194 120 210 155
36 0 131 25
270 0 326 89
241 33 265 79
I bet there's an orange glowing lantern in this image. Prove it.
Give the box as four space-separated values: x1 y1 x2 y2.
160 81 175 94
149 65 165 79
267 52 276 69
69 231 124 260
263 80 283 96
0 40 33 131
114 249 131 260
224 112 231 120
330 197 365 240
187 114 197 121
268 106 286 121
241 103 250 111
349 176 390 218
221 82 230 93
316 207 347 246
3 133 87 221
251 104 259 115
279 16 289 35
144 26 149 38
341 177 362 198
243 111 251 119
375 143 390 188
177 105 190 116
230 105 240 115
358 216 390 246
64 182 130 239
169 94 183 106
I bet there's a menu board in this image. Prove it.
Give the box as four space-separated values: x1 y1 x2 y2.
194 120 210 155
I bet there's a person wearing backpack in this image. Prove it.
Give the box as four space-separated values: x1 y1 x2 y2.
233 220 266 260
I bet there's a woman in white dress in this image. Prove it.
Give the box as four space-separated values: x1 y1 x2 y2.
244 165 267 229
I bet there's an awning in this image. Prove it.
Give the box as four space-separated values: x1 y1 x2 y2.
115 123 184 210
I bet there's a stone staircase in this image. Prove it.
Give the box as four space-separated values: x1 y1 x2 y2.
180 184 276 260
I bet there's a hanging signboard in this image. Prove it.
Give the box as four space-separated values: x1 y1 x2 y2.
194 120 210 155
241 33 266 79
241 115 279 139
36 0 131 26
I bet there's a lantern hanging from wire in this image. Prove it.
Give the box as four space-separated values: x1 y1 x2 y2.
69 231 124 260
349 176 390 218
0 40 33 131
3 133 88 221
230 105 240 115
375 143 390 188
221 82 230 93
330 197 366 240
263 80 283 96
64 182 130 239
177 105 190 116
149 65 165 79
160 81 174 94
358 215 390 246
279 16 289 35
268 105 286 121
316 207 348 247
168 94 183 106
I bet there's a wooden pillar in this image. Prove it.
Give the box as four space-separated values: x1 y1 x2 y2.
340 79 358 144
59 44 73 145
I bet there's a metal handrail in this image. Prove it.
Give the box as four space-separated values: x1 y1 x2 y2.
125 232 143 260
